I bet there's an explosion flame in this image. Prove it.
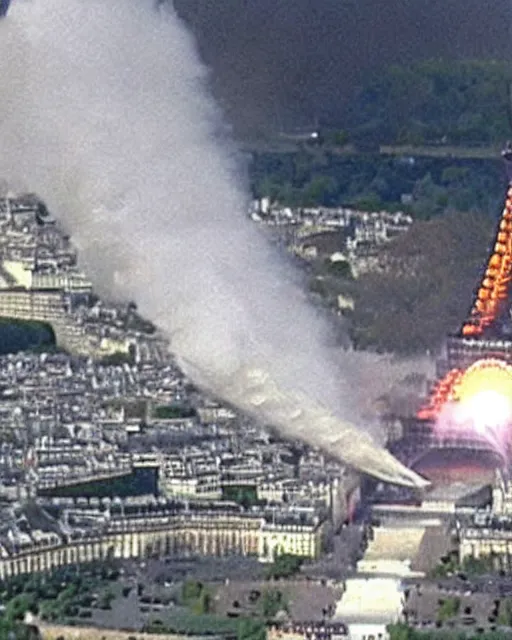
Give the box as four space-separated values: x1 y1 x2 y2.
418 358 512 458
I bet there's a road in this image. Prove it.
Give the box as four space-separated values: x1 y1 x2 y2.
240 137 501 161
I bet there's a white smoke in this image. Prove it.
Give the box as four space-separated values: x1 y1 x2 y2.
0 0 430 486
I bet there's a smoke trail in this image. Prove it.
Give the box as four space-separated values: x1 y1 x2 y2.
0 0 428 487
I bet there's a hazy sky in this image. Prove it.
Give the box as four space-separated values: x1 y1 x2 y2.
174 0 512 135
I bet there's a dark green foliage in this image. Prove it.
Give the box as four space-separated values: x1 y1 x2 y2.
180 580 212 615
429 553 459 578
222 485 259 508
324 258 353 278
497 598 512 626
0 317 55 355
238 618 267 640
4 593 38 620
248 62 512 214
181 579 204 605
437 596 460 621
249 151 504 218
350 60 512 147
193 589 212 615
0 620 41 640
179 580 266 633
265 553 304 579
251 149 345 208
0 568 264 640
259 589 288 619
153 404 196 419
37 466 157 499
0 562 121 626
458 553 499 576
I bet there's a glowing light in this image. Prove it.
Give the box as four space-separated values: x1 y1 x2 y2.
419 358 512 458
417 172 512 463
457 359 512 404
457 390 511 431
462 188 512 336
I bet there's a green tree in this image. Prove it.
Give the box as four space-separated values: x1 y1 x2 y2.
238 618 267 640
5 593 38 621
154 404 196 419
302 176 339 206
387 622 414 640
462 553 496 575
260 589 287 619
325 258 353 279
351 59 512 146
441 165 470 185
222 485 259 508
265 553 304 579
437 596 460 622
181 580 203 605
192 589 212 615
351 193 382 212
498 598 512 626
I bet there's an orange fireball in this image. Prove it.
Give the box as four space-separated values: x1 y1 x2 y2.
418 359 512 431
456 359 512 405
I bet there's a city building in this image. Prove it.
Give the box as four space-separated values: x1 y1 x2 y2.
459 469 512 568
258 515 325 562
0 192 356 583
0 499 329 579
268 621 348 640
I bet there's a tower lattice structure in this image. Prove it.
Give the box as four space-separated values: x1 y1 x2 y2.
418 147 512 422
462 185 512 337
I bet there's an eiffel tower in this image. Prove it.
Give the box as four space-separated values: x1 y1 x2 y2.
420 145 512 419
438 143 512 374
391 147 512 484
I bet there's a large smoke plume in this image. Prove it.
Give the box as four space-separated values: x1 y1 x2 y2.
0 0 429 487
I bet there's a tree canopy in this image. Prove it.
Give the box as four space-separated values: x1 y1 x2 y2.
350 60 512 147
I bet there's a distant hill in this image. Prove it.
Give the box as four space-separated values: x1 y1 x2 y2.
349 60 512 147
174 0 512 138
